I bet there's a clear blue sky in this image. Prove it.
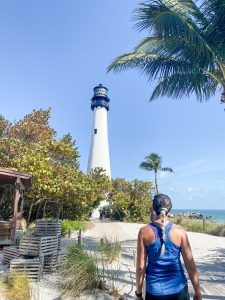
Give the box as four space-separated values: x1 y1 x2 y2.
1 0 225 209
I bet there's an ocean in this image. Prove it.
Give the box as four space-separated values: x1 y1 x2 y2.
172 209 225 222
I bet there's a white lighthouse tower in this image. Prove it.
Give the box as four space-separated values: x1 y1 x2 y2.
87 84 111 178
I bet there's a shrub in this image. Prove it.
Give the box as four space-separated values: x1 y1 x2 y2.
207 224 225 237
1 271 31 300
98 237 121 263
59 243 99 297
61 219 85 236
107 178 153 222
171 217 225 237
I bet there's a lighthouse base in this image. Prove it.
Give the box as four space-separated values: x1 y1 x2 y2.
91 200 108 219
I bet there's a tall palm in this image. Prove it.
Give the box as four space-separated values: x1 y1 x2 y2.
140 153 173 194
108 0 225 104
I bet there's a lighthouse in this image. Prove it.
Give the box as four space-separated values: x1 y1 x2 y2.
87 84 111 178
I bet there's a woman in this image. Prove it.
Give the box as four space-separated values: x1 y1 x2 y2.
135 194 202 300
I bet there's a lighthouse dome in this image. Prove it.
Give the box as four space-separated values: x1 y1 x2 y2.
91 84 110 111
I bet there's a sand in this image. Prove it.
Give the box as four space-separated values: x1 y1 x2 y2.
0 221 225 299
81 220 225 300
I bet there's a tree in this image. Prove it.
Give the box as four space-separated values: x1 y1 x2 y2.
140 153 173 194
108 0 225 104
0 109 111 221
107 178 154 222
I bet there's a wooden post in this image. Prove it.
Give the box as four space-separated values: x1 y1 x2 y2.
78 229 82 245
11 177 21 244
203 217 205 232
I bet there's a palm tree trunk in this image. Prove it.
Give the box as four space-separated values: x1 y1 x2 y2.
154 171 159 194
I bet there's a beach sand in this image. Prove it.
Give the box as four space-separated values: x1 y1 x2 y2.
81 220 225 300
0 221 225 299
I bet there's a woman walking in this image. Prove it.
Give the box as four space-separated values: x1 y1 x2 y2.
135 194 201 300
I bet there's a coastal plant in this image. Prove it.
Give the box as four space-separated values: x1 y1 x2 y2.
208 224 225 237
98 237 121 263
108 0 225 106
59 243 100 297
0 109 111 222
0 271 31 300
107 178 153 222
61 219 85 236
139 153 173 194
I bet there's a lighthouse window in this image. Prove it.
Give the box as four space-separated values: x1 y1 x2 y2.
94 129 97 134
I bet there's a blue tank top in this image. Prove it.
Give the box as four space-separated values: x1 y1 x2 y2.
146 222 187 296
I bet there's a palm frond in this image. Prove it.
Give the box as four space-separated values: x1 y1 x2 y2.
161 167 174 173
134 35 212 67
108 0 225 103
150 72 218 101
108 50 198 81
202 0 225 58
134 1 209 53
140 161 155 171
108 52 161 74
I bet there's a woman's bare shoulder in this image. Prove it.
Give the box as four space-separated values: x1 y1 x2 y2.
139 224 151 233
172 224 187 236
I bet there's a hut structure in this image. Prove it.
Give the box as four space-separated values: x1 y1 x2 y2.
0 168 32 245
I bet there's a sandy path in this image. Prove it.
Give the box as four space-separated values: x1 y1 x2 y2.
82 220 225 300
1 221 225 300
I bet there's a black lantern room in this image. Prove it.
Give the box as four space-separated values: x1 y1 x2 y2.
91 84 110 111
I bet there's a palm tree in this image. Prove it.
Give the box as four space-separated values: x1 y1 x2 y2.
140 153 173 194
108 0 225 104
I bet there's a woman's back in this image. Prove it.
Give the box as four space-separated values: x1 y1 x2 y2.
145 222 187 296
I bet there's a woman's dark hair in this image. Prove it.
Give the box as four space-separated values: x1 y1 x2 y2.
153 194 172 257
153 194 172 215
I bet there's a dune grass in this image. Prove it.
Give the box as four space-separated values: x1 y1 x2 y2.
59 243 100 297
0 271 31 300
98 237 121 263
172 217 225 236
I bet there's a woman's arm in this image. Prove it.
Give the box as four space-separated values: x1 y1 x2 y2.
181 230 202 300
136 228 147 299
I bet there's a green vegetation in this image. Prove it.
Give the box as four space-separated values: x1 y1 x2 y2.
61 219 85 236
207 223 225 237
0 109 111 222
59 241 124 298
140 153 173 194
109 0 225 105
0 271 31 300
172 217 225 237
98 237 121 263
107 178 153 222
59 244 100 297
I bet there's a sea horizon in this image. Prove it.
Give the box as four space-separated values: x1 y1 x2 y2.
172 209 225 222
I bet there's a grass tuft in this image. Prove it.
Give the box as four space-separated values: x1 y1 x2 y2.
98 237 121 263
59 243 100 297
172 217 225 237
1 270 31 300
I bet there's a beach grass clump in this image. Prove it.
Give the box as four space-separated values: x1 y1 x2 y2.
172 217 205 232
59 243 100 297
185 220 204 232
0 270 31 300
171 217 225 236
98 237 121 263
61 219 85 236
207 224 225 237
